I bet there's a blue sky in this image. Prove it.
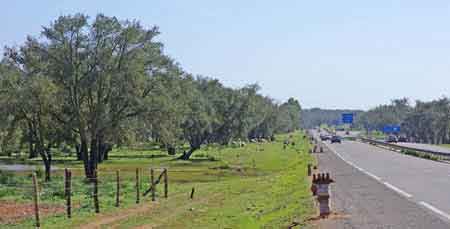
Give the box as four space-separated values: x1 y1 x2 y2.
2 0 450 110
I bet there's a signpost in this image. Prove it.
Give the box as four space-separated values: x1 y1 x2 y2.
342 113 354 124
382 125 401 134
341 113 354 133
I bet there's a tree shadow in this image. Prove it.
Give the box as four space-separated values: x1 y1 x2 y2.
109 154 170 159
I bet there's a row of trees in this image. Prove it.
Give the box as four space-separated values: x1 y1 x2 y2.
0 14 302 181
300 108 363 128
357 98 450 144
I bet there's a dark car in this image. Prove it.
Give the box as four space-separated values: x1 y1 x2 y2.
397 135 408 142
330 135 341 143
386 135 398 143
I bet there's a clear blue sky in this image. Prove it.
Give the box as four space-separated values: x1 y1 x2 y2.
2 0 450 110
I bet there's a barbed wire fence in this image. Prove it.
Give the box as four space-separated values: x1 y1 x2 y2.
0 167 181 227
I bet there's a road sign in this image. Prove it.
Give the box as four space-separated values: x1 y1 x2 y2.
383 125 401 133
392 125 401 133
342 113 354 124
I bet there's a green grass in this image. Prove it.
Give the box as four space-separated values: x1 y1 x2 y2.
1 131 315 228
400 149 441 161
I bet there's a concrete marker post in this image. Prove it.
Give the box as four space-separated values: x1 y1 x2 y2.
312 172 334 217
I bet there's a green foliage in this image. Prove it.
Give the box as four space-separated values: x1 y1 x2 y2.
0 13 303 174
358 97 450 144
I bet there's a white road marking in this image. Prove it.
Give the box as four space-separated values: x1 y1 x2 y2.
419 201 450 221
322 139 389 188
383 182 412 198
318 134 450 221
364 171 381 181
354 165 365 172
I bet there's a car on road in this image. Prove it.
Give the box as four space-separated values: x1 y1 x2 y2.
397 135 408 142
330 135 342 143
320 134 331 141
386 135 398 143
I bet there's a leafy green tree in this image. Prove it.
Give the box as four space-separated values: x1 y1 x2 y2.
4 14 176 179
0 59 60 181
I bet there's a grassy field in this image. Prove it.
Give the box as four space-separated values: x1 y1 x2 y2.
1 131 316 228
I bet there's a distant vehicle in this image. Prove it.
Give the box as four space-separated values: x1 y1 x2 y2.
397 135 408 142
386 135 398 143
320 134 330 141
330 135 342 143
345 131 350 135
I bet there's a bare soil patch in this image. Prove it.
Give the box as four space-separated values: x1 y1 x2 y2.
0 200 64 224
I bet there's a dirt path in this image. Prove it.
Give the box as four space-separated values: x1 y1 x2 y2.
78 190 220 229
79 202 160 229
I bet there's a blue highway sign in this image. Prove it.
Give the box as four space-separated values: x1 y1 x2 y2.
342 113 354 124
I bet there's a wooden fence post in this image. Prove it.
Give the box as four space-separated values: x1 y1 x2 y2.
190 187 195 200
136 168 140 204
93 170 100 213
32 172 40 228
151 168 155 201
164 168 168 198
116 170 120 207
65 169 72 218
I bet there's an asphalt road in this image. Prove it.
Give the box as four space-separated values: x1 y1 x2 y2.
312 131 450 228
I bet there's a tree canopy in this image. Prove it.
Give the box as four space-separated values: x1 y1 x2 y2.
0 14 302 180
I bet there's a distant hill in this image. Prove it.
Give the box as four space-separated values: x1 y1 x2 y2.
301 108 364 129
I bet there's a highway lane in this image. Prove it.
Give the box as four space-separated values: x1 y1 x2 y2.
315 143 450 228
323 138 450 223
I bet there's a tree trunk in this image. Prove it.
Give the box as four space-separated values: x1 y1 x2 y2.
104 149 110 160
29 142 37 159
43 158 51 182
75 144 82 161
38 148 52 182
178 147 198 160
80 136 94 179
88 137 98 178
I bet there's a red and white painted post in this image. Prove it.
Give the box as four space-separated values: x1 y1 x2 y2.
311 173 334 217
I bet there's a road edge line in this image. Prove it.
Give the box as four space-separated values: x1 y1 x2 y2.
364 171 381 181
419 201 450 221
383 182 412 198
